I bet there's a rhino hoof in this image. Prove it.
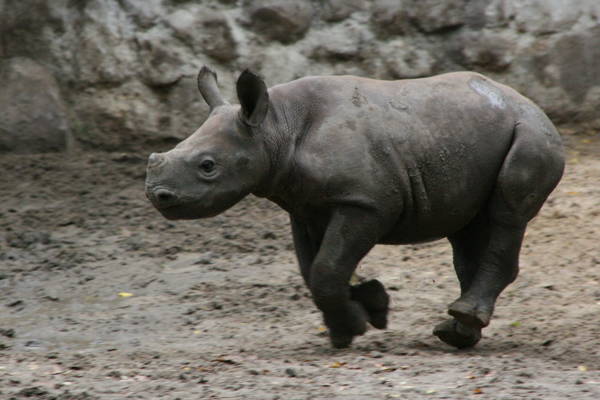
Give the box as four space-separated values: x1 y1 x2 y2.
330 332 355 349
323 301 369 348
433 319 482 349
447 298 492 328
368 310 388 329
350 279 390 329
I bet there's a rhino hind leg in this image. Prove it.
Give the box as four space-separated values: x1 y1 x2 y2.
443 121 564 340
434 215 489 347
350 279 390 329
448 212 490 298
433 319 482 349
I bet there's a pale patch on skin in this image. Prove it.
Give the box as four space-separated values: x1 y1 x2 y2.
469 78 506 109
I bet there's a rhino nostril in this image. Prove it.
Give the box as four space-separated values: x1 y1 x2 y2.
154 189 177 205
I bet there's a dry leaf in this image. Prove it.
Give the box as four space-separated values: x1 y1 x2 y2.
118 292 134 298
329 361 346 368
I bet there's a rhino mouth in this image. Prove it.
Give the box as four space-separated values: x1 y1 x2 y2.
156 202 222 220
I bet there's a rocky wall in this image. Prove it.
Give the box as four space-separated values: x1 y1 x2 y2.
1 0 599 153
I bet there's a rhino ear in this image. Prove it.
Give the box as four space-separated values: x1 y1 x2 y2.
236 69 269 127
197 66 229 112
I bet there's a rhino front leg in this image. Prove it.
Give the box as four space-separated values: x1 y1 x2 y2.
290 216 320 286
350 279 390 329
309 207 383 348
292 214 390 333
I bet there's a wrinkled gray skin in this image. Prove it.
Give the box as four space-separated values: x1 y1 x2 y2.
145 66 564 349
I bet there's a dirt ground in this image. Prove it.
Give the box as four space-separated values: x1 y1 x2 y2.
1 131 599 400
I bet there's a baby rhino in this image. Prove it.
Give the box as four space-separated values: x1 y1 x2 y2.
145 66 564 349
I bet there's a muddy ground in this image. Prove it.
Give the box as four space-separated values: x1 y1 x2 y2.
1 131 599 399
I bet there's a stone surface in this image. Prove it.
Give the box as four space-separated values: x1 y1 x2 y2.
167 7 238 62
247 45 311 85
73 1 139 85
0 0 599 153
413 0 469 33
0 57 70 153
243 0 314 43
371 0 412 37
377 39 436 79
461 30 515 72
512 0 584 34
136 26 187 87
0 0 63 60
547 27 600 104
322 0 365 22
308 21 371 62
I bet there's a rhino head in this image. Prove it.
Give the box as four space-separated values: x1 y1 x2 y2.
145 66 271 220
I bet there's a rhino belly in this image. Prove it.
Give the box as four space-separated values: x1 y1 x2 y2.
377 149 506 244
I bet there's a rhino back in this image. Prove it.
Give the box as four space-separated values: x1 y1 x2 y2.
271 73 547 242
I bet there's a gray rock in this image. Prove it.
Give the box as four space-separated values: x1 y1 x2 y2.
378 39 436 79
0 57 71 153
71 81 163 150
308 20 372 62
137 26 188 87
371 0 412 37
413 0 468 33
461 30 515 72
168 8 238 62
322 0 365 22
0 0 599 153
73 1 139 85
163 75 214 139
248 45 311 85
512 0 583 34
525 25 600 106
482 0 515 28
120 0 163 29
243 0 314 43
464 0 495 29
0 0 63 60
548 27 600 104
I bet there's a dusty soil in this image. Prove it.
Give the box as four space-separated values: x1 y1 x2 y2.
1 131 599 400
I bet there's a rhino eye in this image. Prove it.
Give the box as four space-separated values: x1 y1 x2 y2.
200 159 215 173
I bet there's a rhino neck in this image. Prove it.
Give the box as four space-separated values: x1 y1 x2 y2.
251 87 315 205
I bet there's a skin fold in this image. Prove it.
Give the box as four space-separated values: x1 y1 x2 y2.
145 66 564 349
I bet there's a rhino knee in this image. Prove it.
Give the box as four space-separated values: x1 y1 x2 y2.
311 283 347 313
309 269 349 312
